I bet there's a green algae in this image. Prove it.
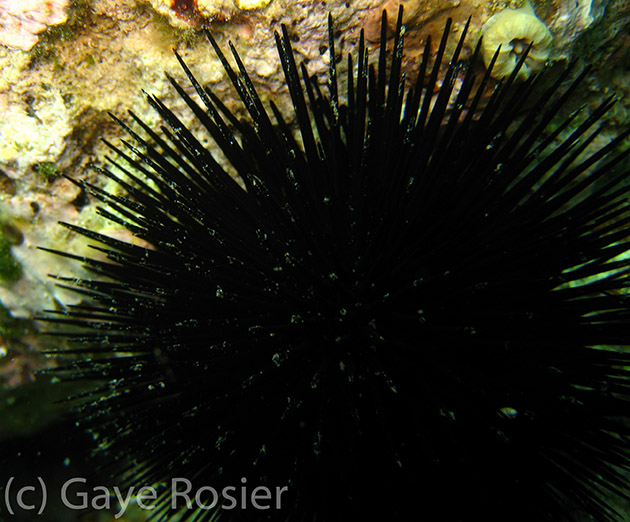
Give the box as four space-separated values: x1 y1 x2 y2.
0 234 21 283
34 160 60 181
29 0 93 68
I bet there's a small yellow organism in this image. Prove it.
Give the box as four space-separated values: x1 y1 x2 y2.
480 0 553 80
234 0 273 10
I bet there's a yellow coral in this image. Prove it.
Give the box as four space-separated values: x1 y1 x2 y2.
481 1 553 80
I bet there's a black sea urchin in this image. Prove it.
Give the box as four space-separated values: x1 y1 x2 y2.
41 8 630 522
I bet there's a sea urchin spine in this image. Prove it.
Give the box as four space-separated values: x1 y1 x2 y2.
40 7 630 522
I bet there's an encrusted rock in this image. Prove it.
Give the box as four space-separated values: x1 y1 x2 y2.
0 0 70 51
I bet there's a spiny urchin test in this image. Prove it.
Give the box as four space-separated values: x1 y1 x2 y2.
41 8 630 522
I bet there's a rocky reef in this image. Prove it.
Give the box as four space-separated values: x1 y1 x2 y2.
0 0 70 51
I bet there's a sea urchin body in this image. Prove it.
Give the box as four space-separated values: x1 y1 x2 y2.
42 8 630 522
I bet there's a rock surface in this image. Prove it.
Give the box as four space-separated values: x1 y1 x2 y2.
0 0 70 51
